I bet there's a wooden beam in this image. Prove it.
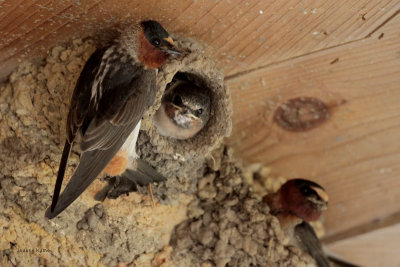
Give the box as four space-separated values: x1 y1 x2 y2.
0 0 399 81
1 0 400 247
327 223 400 267
323 211 400 244
226 13 400 237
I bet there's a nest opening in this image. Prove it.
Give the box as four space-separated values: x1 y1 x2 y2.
141 37 232 161
161 70 213 137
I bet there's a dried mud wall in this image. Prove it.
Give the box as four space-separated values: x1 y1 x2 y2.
0 37 315 266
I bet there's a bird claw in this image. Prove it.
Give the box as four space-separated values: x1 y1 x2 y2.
95 176 138 201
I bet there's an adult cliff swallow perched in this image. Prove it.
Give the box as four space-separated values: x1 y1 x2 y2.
264 179 359 267
46 20 181 219
153 77 211 140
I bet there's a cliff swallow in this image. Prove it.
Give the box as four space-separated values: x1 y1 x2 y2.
46 20 181 219
264 179 359 267
264 179 330 267
153 77 210 140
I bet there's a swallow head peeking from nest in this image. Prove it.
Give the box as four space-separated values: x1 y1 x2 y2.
154 76 211 140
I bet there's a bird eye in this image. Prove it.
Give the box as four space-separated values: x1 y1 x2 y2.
301 187 311 195
173 95 183 106
152 38 161 46
196 108 203 116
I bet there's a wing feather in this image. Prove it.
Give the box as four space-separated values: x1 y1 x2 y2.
47 45 157 218
79 54 156 151
295 222 330 267
46 121 137 219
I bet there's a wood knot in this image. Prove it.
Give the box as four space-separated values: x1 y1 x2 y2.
274 97 329 131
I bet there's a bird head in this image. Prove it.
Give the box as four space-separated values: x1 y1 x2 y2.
137 20 182 68
278 179 329 222
153 79 210 140
164 81 210 130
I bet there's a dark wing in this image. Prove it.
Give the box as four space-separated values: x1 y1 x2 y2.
50 48 108 212
295 222 330 267
66 47 108 142
46 47 156 219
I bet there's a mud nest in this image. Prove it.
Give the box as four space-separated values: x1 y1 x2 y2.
169 145 312 267
135 35 232 202
0 36 314 266
143 34 232 157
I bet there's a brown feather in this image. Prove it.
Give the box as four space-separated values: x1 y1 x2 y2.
103 150 129 176
137 31 168 69
280 180 323 222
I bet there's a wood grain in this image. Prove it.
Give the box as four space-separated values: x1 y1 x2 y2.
0 0 399 81
1 0 400 255
226 13 400 237
327 223 400 267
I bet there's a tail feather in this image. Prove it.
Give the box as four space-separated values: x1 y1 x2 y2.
46 145 122 219
46 120 139 219
50 140 72 212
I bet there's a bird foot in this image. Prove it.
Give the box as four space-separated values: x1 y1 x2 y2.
95 176 138 201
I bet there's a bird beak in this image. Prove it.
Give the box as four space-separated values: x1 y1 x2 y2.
319 201 328 211
187 113 200 120
308 196 328 211
163 49 182 55
171 103 183 112
160 37 183 55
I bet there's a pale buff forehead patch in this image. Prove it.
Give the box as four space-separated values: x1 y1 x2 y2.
163 36 174 45
311 186 329 202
